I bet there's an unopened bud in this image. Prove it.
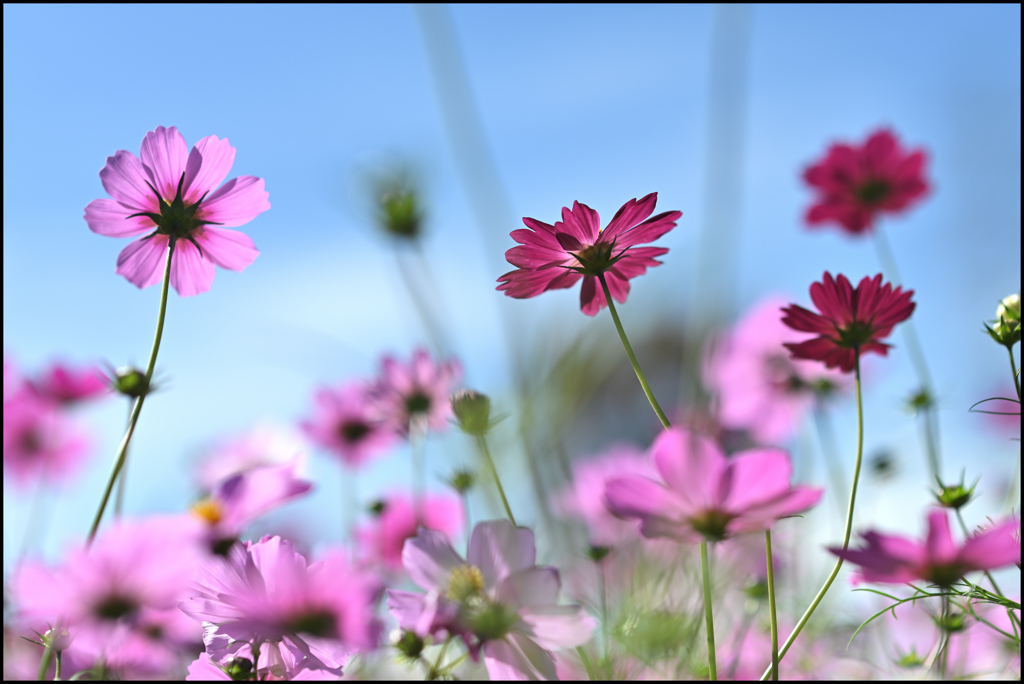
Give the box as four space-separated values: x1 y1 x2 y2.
985 293 1021 347
451 390 492 436
393 629 425 660
587 545 611 563
368 499 387 517
933 611 967 634
374 172 423 241
448 468 476 494
110 366 150 399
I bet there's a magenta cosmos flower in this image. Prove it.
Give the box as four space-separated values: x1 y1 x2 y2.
605 428 822 543
803 128 929 235
3 389 89 486
356 492 463 572
781 272 915 373
84 126 269 296
302 380 396 468
195 423 307 491
829 508 1021 587
180 535 381 677
368 348 461 436
497 193 682 316
704 297 846 445
387 521 596 680
29 361 110 405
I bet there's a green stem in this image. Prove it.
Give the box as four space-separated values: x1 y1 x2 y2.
36 644 53 681
598 274 671 429
410 417 426 525
765 530 779 681
114 401 132 518
251 640 261 681
475 434 516 525
759 353 865 680
953 508 1021 633
576 645 597 681
812 402 848 521
87 243 174 546
54 651 61 681
1009 346 1021 403
427 636 452 680
938 595 950 679
700 540 718 681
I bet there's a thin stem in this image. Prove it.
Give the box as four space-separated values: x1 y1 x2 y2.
938 595 950 679
345 467 359 559
54 651 61 681
1009 346 1021 403
251 640 261 681
475 434 516 525
410 417 426 526
598 274 671 429
576 645 597 681
699 540 718 681
36 643 53 681
759 353 866 680
114 400 132 518
598 557 609 662
920 401 941 486
87 243 174 546
765 530 779 681
426 636 452 680
812 402 847 521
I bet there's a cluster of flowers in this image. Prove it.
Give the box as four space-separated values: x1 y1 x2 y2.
4 125 1020 681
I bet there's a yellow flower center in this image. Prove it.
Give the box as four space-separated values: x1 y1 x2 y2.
447 564 485 602
190 497 223 525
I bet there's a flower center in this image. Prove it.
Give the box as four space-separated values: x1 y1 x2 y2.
126 172 221 251
466 601 518 642
405 390 432 416
94 594 138 621
287 609 337 638
856 179 890 205
190 497 223 525
689 509 735 542
447 564 485 602
572 241 618 276
922 562 964 588
339 420 370 444
18 427 44 455
835 319 875 349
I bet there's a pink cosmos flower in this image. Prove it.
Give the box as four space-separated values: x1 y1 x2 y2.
387 521 596 680
553 443 659 546
13 516 203 652
781 272 915 373
179 536 381 677
368 348 461 436
3 389 89 485
704 297 846 445
301 381 396 468
29 362 110 405
803 128 929 235
190 460 313 551
84 125 270 296
829 508 1021 586
356 493 463 572
604 428 823 543
195 423 308 492
497 193 682 316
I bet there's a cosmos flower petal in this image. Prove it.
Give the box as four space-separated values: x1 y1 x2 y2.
483 633 558 681
196 227 260 272
185 135 237 201
140 126 190 201
99 150 159 211
84 198 154 238
403 527 464 592
116 235 171 290
169 238 217 297
958 517 1021 571
518 605 597 650
201 176 271 228
468 521 536 589
601 192 658 241
495 567 561 609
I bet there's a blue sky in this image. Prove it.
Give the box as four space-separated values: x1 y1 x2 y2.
3 5 1020 569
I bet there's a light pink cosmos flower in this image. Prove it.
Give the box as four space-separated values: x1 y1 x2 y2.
605 428 823 543
13 516 203 654
356 493 463 572
704 297 846 445
29 361 110 405
803 128 929 235
301 380 396 468
387 520 596 680
553 443 659 546
3 389 89 486
195 423 307 492
180 535 381 678
829 508 1021 586
84 126 269 296
497 193 682 316
368 348 461 436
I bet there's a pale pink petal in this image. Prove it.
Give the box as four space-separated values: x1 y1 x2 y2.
169 238 216 297
84 198 154 238
484 634 557 681
140 126 190 201
722 449 795 512
99 150 159 211
518 605 597 650
495 567 560 608
116 235 170 289
468 521 536 589
201 176 271 228
185 135 236 201
403 528 464 592
729 486 823 532
652 429 727 510
195 227 259 272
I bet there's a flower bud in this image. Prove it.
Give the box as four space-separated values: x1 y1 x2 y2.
225 657 253 681
110 366 150 399
934 483 976 510
373 172 423 241
933 610 967 634
587 545 611 563
451 390 492 436
447 468 476 495
392 629 425 660
985 293 1021 347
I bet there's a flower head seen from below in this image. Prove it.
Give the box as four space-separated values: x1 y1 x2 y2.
497 193 682 316
356 493 463 573
829 508 1021 587
605 428 823 543
781 272 915 373
368 348 461 437
3 389 89 486
195 423 307 492
704 296 846 445
84 126 270 296
29 362 110 406
386 520 596 680
302 381 396 468
803 128 929 235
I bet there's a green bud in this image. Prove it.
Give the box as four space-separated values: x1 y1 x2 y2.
933 610 967 634
447 468 476 494
368 499 387 516
933 470 978 509
869 450 898 481
587 545 611 563
984 293 1021 347
110 366 150 399
742 578 769 601
894 648 926 668
225 657 253 681
466 601 518 642
373 171 423 241
393 629 425 660
451 389 492 436
905 388 934 413
998 293 1021 322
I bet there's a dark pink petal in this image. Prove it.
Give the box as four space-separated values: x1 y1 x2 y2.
505 245 569 270
958 517 1021 572
652 429 727 510
828 531 922 584
483 633 557 681
604 270 630 304
517 605 596 650
495 567 560 608
721 449 795 512
467 520 536 589
521 216 557 235
84 198 154 238
116 235 170 289
99 150 159 212
579 276 604 316
554 232 584 251
169 238 216 297
781 304 834 336
613 210 682 248
509 228 563 251
497 268 578 299
602 193 658 241
402 528 464 592
184 135 236 202
810 273 854 327
558 201 601 243
140 126 190 201
922 509 960 565
201 176 271 228
195 227 259 272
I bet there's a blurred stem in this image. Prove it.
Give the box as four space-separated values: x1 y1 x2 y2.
411 418 427 525
426 636 452 680
36 643 52 681
54 651 61 681
598 274 671 429
759 353 865 680
597 557 609 662
251 640 261 681
17 469 49 562
576 646 597 681
938 596 950 679
87 242 173 546
393 247 450 359
114 400 132 518
1009 346 1021 402
345 468 359 557
475 434 516 525
812 401 847 521
919 400 941 489
699 540 718 681
765 530 779 681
